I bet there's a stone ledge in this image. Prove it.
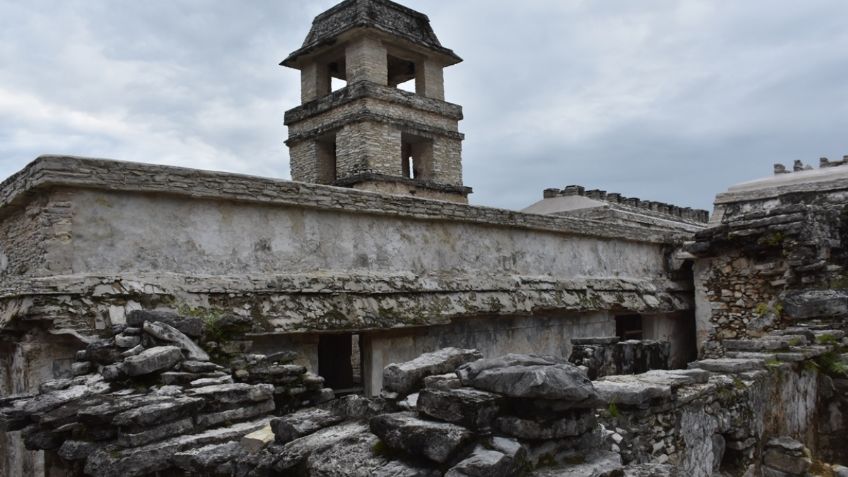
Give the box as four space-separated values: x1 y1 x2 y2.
0 156 691 245
333 172 472 196
284 81 463 125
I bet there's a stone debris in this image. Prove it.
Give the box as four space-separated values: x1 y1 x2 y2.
0 315 333 477
370 412 475 464
383 347 483 395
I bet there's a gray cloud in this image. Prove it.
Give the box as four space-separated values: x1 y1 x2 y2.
2 0 847 212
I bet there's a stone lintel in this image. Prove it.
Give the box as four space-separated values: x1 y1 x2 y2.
284 81 463 125
285 111 464 146
333 172 472 196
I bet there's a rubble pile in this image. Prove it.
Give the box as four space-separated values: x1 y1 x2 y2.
244 349 622 477
0 311 332 477
569 337 671 379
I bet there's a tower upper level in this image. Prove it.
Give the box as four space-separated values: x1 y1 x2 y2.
282 0 471 203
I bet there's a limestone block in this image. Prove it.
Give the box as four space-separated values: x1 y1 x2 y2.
241 424 275 453
457 354 596 401
369 412 474 464
122 346 183 377
383 347 482 395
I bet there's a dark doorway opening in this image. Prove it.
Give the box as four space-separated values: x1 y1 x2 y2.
615 314 643 341
318 333 363 394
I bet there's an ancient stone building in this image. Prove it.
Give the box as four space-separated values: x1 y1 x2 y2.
0 1 845 476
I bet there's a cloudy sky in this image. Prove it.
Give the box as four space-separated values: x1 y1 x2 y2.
2 0 847 211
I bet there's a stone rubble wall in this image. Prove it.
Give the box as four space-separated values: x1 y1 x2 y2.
569 337 671 380
689 160 848 354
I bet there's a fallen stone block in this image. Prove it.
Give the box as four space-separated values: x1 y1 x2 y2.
782 290 848 320
241 424 275 453
187 383 274 406
495 411 595 440
116 417 194 448
123 346 184 377
271 407 344 444
112 396 205 429
383 347 483 395
417 387 501 431
143 321 210 361
84 417 270 477
457 354 596 401
593 379 671 407
196 398 275 427
446 446 516 477
173 440 246 472
127 310 204 338
688 358 765 374
531 450 622 477
273 421 370 472
424 373 463 391
369 412 474 464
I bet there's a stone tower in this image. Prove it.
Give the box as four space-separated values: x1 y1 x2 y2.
282 0 471 203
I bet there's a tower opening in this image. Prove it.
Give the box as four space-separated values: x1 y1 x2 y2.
316 132 337 184
401 132 434 180
387 54 416 89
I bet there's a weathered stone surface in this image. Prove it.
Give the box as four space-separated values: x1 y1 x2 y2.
273 421 369 472
241 424 275 453
196 399 275 427
417 387 501 431
457 354 596 401
495 411 595 440
143 320 210 361
115 333 141 348
383 348 483 395
688 358 764 374
173 441 246 472
187 383 274 405
424 373 462 391
181 360 225 373
303 429 440 477
84 417 270 477
782 290 848 320
445 446 515 477
763 449 811 475
593 379 672 407
122 346 183 377
370 412 474 464
86 340 124 365
271 407 345 444
116 417 195 447
112 396 204 429
531 450 622 477
127 310 204 338
58 440 99 461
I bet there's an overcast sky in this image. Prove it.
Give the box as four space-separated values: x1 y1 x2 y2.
2 0 847 211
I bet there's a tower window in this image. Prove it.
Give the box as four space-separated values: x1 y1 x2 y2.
387 54 416 91
401 133 434 180
316 132 337 184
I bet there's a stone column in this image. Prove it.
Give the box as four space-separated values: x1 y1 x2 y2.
345 37 388 85
416 60 444 100
300 62 331 103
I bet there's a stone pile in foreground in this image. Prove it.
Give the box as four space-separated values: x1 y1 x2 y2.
0 311 332 477
245 349 623 477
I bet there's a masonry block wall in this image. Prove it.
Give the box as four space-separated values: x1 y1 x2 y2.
689 163 848 355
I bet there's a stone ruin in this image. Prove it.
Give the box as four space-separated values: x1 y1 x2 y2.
2 312 846 476
1 0 848 476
